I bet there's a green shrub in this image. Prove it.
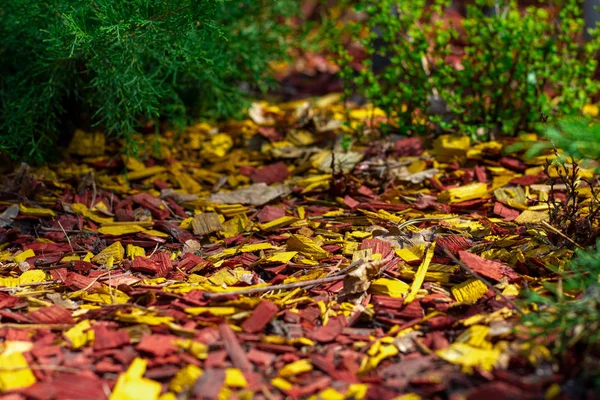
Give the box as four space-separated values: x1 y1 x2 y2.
330 0 600 139
0 0 297 162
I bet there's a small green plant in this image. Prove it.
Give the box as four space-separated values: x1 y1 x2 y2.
520 117 600 389
523 243 600 387
527 117 600 162
330 0 600 139
0 0 297 162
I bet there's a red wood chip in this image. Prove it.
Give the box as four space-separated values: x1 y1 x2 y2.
246 348 275 367
136 334 178 357
510 174 543 186
241 300 279 333
150 251 173 277
131 256 161 274
459 250 520 282
393 137 423 156
193 368 226 400
256 206 286 223
493 202 520 221
250 162 290 184
437 235 473 255
64 272 102 292
343 195 360 208
93 325 130 350
257 126 283 142
306 316 345 343
219 323 252 371
22 374 106 400
360 238 392 258
499 157 527 172
474 165 488 182
205 349 228 368
286 376 332 397
465 381 531 400
24 242 72 253
0 292 21 308
29 305 75 325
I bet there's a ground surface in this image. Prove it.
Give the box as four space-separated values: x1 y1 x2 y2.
0 97 589 399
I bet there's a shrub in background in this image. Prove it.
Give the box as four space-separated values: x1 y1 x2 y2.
0 0 297 162
329 0 600 138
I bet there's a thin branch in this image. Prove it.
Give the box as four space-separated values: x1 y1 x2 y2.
57 220 75 254
203 259 367 300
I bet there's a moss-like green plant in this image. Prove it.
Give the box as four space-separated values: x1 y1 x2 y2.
0 0 297 162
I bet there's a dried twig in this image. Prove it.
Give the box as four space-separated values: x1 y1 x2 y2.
540 220 584 250
0 323 74 330
203 259 366 299
57 220 75 254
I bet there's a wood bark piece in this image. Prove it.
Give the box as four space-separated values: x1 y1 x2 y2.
219 323 252 372
191 212 223 236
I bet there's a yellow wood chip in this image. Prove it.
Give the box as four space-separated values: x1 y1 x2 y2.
127 244 146 259
67 129 105 156
433 135 470 162
404 243 436 305
208 268 240 286
60 254 81 262
19 270 47 285
174 339 208 360
369 278 410 298
451 279 489 304
395 248 421 262
456 325 492 349
184 307 237 316
438 183 488 204
257 216 298 231
358 344 399 375
192 212 224 235
286 234 328 260
110 358 161 400
0 351 37 390
127 166 167 181
97 224 146 235
279 359 313 377
92 241 125 264
14 249 35 263
225 368 247 388
64 320 93 349
265 251 297 263
142 229 169 238
514 210 548 224
436 343 500 373
19 204 56 217
271 377 293 391
71 202 114 224
169 364 203 393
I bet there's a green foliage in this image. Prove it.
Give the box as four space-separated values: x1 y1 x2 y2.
522 242 600 385
0 0 297 162
330 0 600 139
519 117 600 386
526 117 600 162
